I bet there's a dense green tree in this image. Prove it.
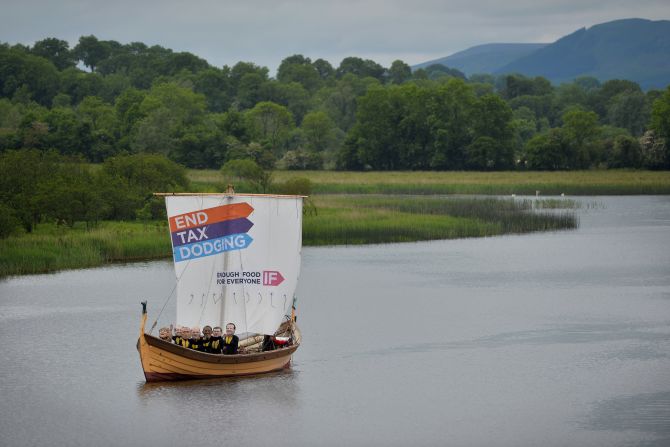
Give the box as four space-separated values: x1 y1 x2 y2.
31 38 76 70
277 55 321 92
651 86 670 141
607 134 642 168
388 60 412 84
428 79 476 169
524 129 573 170
561 108 601 168
0 46 60 105
469 94 515 169
336 57 385 81
301 111 336 151
312 59 334 80
192 67 232 112
422 64 466 81
73 35 111 72
245 101 295 155
606 90 650 136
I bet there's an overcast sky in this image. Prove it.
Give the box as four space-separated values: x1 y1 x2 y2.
1 0 668 72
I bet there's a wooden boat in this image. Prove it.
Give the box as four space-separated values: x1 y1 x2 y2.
138 305 302 381
137 192 305 382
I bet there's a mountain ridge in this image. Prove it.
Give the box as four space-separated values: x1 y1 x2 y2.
415 18 670 89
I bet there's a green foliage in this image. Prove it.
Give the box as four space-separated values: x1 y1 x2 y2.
524 129 573 170
276 177 313 195
0 150 189 231
0 34 666 173
301 110 336 152
651 86 670 143
607 135 642 168
31 38 76 71
245 101 294 155
0 202 22 238
221 158 273 193
388 60 412 84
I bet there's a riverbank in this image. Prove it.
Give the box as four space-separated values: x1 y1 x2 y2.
191 169 670 195
0 195 577 277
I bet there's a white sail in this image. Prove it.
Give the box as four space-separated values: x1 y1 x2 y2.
165 194 303 335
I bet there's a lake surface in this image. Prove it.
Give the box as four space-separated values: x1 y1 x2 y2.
1 196 669 447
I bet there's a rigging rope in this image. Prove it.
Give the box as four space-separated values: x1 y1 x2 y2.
149 256 193 334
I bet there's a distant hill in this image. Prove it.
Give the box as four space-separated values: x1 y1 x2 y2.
416 18 670 89
497 18 670 89
413 43 547 76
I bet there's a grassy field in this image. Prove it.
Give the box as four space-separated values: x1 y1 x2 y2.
192 169 670 195
0 221 171 277
0 195 577 277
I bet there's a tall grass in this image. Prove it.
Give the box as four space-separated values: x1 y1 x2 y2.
305 195 577 246
189 169 670 195
0 221 171 277
0 196 578 277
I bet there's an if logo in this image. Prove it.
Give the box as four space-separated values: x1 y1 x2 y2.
262 270 285 286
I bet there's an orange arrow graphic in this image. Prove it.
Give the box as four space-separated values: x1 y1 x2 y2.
169 202 254 232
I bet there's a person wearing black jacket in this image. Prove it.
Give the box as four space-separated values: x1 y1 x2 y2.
209 326 224 354
222 323 239 355
199 325 213 353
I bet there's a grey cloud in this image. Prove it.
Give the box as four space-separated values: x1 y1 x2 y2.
0 0 668 70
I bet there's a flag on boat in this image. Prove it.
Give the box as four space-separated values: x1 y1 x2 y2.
164 194 303 335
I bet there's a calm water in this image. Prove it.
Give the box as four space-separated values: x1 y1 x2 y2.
1 196 670 447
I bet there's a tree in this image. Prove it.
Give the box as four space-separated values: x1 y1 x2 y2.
277 55 321 92
221 158 273 193
73 35 111 72
31 38 76 70
312 59 334 80
607 135 642 168
0 149 59 231
468 95 515 169
561 108 601 168
245 101 295 155
651 86 670 142
524 129 573 170
336 57 385 81
648 86 670 168
0 46 60 105
428 79 477 170
606 91 650 136
388 60 412 84
301 111 336 151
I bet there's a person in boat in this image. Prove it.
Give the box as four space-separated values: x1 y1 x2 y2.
221 323 239 355
189 327 201 351
199 325 213 353
209 326 223 354
179 328 192 349
171 325 183 345
158 327 171 342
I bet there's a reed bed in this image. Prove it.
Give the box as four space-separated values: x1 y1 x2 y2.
0 222 171 277
305 195 578 245
188 169 670 195
0 195 578 277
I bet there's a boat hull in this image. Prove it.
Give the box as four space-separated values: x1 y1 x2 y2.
137 314 300 382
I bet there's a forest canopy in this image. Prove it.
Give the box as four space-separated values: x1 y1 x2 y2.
1 35 669 172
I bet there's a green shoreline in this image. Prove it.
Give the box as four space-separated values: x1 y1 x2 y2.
1 193 581 278
4 169 670 278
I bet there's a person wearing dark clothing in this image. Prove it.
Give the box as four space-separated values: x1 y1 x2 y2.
189 328 201 351
171 325 183 346
222 323 239 355
199 325 213 353
209 326 224 354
